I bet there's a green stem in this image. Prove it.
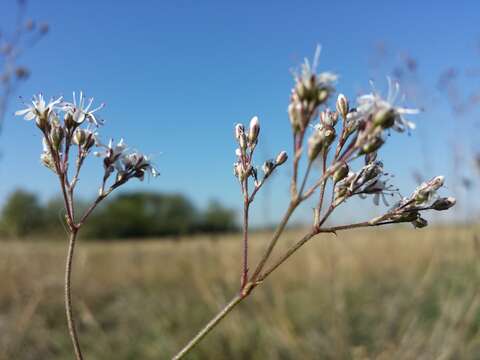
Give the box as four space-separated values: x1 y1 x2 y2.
65 230 84 360
171 295 244 360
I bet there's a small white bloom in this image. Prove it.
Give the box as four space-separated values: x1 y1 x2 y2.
63 91 104 126
15 94 62 123
356 78 419 132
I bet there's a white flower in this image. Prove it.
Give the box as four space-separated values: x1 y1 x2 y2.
356 78 419 132
298 46 337 87
122 152 159 180
63 91 104 126
412 175 444 204
15 94 63 123
94 138 128 172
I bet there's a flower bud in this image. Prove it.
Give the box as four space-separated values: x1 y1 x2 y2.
248 116 260 146
317 88 329 104
373 108 396 129
412 217 428 229
50 126 64 150
262 159 275 177
394 211 419 223
431 197 456 211
40 151 57 173
333 163 349 183
320 110 338 127
336 94 349 118
323 126 336 148
360 136 384 154
85 132 96 149
308 132 324 160
73 128 87 145
275 151 288 165
235 123 244 141
35 111 50 131
64 111 78 130
233 162 246 181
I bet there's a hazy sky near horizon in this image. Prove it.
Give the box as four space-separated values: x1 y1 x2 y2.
1 0 479 225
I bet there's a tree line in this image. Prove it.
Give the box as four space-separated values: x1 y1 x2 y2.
0 189 238 239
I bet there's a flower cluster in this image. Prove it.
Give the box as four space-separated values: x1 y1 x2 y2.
283 53 456 230
233 116 287 185
288 47 337 134
334 156 399 206
16 92 158 196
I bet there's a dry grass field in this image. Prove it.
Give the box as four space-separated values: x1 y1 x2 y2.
1 225 479 359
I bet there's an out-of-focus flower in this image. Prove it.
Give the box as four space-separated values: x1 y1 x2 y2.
356 78 419 132
288 46 337 132
95 138 128 174
122 152 159 180
412 175 444 205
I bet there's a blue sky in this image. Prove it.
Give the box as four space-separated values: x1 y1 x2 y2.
1 0 479 225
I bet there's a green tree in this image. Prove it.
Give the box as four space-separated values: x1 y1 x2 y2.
199 200 237 233
0 189 44 237
85 192 198 239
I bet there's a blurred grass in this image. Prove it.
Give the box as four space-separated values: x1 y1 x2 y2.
1 225 479 359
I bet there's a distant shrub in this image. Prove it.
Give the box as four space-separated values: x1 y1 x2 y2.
0 189 44 238
198 200 238 234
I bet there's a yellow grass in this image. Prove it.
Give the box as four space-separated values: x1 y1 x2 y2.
1 225 479 359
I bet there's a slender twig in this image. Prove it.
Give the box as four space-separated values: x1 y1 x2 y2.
249 201 298 282
316 153 328 224
241 180 249 289
298 160 313 197
64 229 84 360
171 295 244 360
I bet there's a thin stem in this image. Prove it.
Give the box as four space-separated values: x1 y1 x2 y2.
249 201 297 282
298 160 313 197
78 193 107 227
241 180 249 289
171 295 244 360
260 219 398 282
316 154 328 224
258 230 316 281
65 230 84 360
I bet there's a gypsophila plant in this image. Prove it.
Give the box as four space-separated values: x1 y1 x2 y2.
16 91 158 360
171 47 456 359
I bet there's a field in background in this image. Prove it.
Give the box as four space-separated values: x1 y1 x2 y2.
1 226 479 359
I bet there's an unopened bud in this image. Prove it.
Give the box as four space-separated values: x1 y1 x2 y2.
248 116 260 146
233 162 245 181
395 211 419 223
412 217 428 229
308 132 324 160
373 108 396 129
360 136 384 154
275 151 288 165
262 159 275 177
333 163 349 183
317 88 329 104
235 123 244 141
323 126 336 148
73 129 87 145
64 112 78 130
336 94 349 118
15 67 29 80
320 110 338 127
40 152 57 173
35 111 49 131
432 197 456 211
50 126 64 150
